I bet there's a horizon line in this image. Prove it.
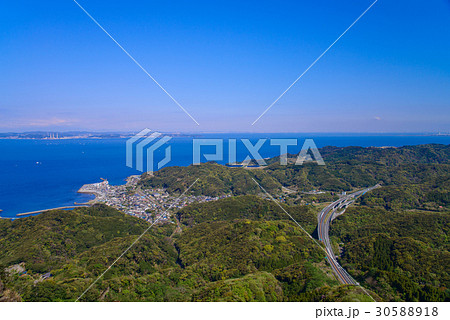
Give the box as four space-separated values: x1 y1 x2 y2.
1 130 449 136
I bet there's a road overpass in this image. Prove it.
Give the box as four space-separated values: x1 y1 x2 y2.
317 185 380 284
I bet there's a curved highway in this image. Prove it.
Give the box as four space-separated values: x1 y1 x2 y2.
317 185 380 284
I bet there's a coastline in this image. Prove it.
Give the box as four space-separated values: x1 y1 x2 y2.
15 205 90 217
2 141 448 218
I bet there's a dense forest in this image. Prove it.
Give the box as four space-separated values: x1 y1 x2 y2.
330 207 449 301
140 144 449 210
1 144 448 301
0 203 372 302
139 162 282 196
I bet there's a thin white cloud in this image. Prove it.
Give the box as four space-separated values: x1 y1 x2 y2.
27 117 78 127
0 117 79 129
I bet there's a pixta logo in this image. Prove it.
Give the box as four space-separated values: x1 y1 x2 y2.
193 138 325 166
126 131 325 173
126 129 172 173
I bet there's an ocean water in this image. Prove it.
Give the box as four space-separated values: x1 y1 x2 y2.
0 134 449 218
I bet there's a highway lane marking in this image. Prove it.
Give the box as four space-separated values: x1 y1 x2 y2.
251 178 377 301
316 187 380 300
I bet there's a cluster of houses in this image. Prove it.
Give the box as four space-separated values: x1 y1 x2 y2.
79 177 230 223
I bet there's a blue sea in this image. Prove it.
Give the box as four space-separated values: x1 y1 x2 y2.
1 133 449 218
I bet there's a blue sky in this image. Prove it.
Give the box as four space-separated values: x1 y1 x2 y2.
1 0 449 133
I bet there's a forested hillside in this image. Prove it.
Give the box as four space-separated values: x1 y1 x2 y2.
330 207 449 301
139 162 281 196
0 203 373 302
140 145 450 210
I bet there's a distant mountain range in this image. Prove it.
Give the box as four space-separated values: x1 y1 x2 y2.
0 132 449 140
0 131 196 140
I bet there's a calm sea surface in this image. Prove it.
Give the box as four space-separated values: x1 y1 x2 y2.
1 134 449 218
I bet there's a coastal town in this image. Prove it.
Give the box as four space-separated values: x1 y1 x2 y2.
78 176 230 223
